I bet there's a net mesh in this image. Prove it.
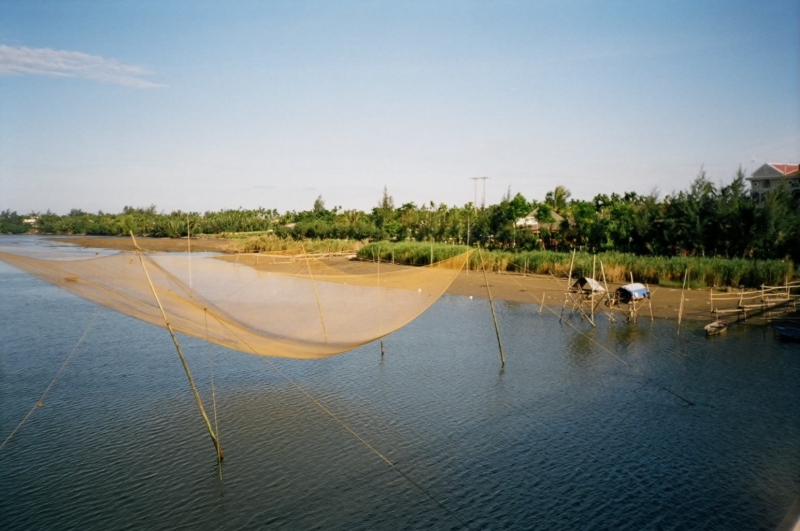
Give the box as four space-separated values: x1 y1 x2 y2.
0 249 469 359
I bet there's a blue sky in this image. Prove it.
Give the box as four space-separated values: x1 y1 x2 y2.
1 0 798 214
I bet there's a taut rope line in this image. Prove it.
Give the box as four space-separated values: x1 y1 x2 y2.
301 244 329 344
1 310 100 451
508 274 695 407
203 307 473 531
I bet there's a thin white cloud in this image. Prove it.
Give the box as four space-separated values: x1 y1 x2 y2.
0 45 164 88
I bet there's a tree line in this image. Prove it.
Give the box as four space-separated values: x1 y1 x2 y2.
2 167 798 264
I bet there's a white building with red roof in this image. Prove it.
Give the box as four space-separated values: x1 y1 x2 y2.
747 163 800 202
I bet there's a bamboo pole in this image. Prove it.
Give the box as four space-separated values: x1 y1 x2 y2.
629 272 636 322
129 232 222 460
479 247 505 367
591 255 596 325
599 261 616 323
539 292 545 314
187 214 192 291
560 249 576 322
677 268 687 336
709 285 713 312
466 211 470 275
376 246 383 355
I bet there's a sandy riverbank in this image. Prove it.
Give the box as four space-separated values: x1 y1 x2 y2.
45 235 231 253
47 235 747 323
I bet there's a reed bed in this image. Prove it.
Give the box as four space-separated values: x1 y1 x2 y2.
229 236 363 254
201 230 276 240
359 242 795 288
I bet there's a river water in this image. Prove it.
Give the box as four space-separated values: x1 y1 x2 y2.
1 236 798 530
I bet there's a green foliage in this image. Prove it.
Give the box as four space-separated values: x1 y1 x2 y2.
359 241 794 288
0 210 30 234
230 236 361 254
6 166 799 279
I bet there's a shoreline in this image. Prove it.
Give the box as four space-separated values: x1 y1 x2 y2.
41 235 786 324
44 235 232 253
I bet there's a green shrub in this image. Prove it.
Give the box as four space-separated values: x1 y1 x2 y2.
359 242 794 288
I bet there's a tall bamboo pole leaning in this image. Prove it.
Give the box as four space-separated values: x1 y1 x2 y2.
187 214 192 291
629 272 636 322
465 210 470 275
129 232 222 460
677 267 688 336
591 255 596 325
375 246 385 357
709 285 713 313
479 247 505 367
560 249 576 322
599 260 616 323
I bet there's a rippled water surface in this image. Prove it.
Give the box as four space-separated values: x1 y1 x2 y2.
1 237 798 530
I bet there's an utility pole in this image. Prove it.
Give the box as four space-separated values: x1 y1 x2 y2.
470 176 490 209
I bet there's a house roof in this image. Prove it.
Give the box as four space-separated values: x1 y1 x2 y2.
514 209 565 232
524 209 564 222
748 163 800 180
770 163 799 174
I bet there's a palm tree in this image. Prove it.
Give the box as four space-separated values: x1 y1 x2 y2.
545 185 572 214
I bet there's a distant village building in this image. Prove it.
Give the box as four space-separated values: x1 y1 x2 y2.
23 217 38 225
515 209 564 234
747 163 800 202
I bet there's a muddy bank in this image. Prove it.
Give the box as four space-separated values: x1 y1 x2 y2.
223 253 721 323
45 235 231 253
49 236 740 323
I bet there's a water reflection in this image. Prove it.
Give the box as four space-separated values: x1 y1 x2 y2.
0 245 798 530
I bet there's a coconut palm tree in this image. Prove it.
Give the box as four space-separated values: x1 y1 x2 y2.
545 185 572 214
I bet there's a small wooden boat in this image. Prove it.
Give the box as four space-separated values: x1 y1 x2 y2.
774 326 800 341
705 320 728 336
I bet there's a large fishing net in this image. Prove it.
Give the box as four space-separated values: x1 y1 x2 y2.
0 247 470 359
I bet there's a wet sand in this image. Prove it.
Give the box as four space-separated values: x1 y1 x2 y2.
47 235 753 323
45 235 231 253
219 250 723 323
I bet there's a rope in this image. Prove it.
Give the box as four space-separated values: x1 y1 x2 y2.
132 249 472 524
1 310 100 451
508 275 695 406
263 358 472 530
204 310 472 530
301 244 329 344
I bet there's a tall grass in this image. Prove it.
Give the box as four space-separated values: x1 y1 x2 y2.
201 230 276 239
358 241 470 266
359 242 795 288
229 235 363 254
